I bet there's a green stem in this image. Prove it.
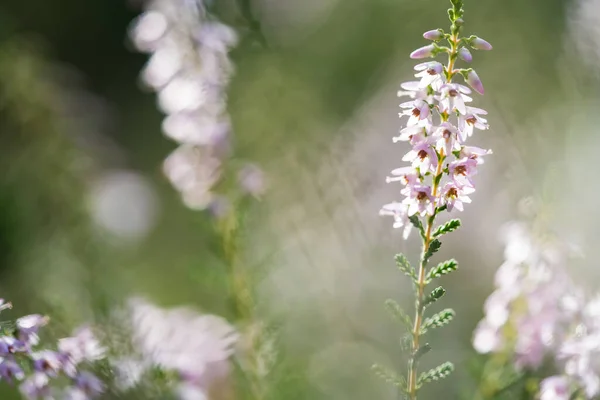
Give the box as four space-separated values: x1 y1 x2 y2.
219 206 266 400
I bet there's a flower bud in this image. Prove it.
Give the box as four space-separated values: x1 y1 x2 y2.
410 44 435 59
467 70 484 95
423 29 443 41
454 18 464 26
458 47 472 63
470 37 493 51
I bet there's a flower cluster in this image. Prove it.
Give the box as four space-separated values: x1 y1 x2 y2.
473 219 600 399
113 297 238 399
473 222 575 366
379 20 492 236
0 299 106 399
538 289 600 399
130 0 264 210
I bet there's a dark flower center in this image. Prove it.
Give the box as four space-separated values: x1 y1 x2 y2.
443 129 452 139
417 191 429 201
412 108 420 117
466 116 477 125
417 150 428 160
455 165 467 175
427 68 437 75
448 89 458 97
447 187 458 198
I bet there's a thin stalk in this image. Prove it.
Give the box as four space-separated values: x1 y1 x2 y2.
219 208 266 400
406 151 444 399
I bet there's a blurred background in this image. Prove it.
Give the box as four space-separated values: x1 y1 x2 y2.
0 0 599 398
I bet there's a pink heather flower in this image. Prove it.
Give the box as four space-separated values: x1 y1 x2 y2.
238 164 266 197
466 70 485 95
458 47 472 63
422 29 443 41
448 158 478 188
32 351 64 377
482 290 515 328
441 182 474 212
458 106 488 141
386 166 420 185
471 37 493 51
58 327 106 366
17 315 49 347
540 376 570 400
379 202 413 239
399 99 431 126
414 61 444 89
70 371 105 398
393 125 430 144
410 44 435 59
473 321 503 354
195 22 239 53
514 317 554 369
434 122 461 155
19 373 51 399
0 359 25 383
402 184 435 216
0 336 26 356
437 83 472 115
397 81 434 102
128 298 238 384
0 299 12 312
162 113 230 146
129 11 169 52
402 138 438 174
459 146 492 165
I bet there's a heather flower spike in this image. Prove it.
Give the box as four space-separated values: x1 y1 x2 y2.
129 0 264 212
375 1 492 398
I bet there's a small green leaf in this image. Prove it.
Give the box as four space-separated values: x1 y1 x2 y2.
422 286 446 309
395 254 417 282
409 215 426 240
420 309 455 334
413 343 431 361
433 219 461 237
385 299 412 331
436 204 448 213
426 259 458 282
417 362 454 387
372 364 406 389
424 239 442 264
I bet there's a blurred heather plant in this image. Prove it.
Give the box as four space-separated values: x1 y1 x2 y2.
375 0 492 398
103 297 238 400
128 2 272 400
0 299 106 399
472 208 600 400
129 0 265 211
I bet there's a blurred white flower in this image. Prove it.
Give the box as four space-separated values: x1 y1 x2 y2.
89 171 159 240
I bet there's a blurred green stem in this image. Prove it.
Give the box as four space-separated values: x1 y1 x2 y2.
218 205 266 400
